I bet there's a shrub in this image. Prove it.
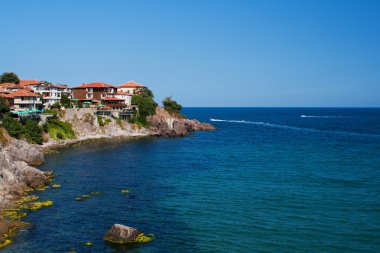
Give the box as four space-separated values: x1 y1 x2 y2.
116 117 124 129
51 102 61 110
60 94 71 108
0 97 10 116
2 114 23 139
162 96 182 115
23 120 43 144
42 123 49 133
47 119 75 140
97 116 105 127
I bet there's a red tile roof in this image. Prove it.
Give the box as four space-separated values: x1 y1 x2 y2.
73 82 115 89
118 81 143 88
0 93 14 98
101 97 124 101
19 80 41 86
10 89 39 97
53 85 69 89
0 83 20 88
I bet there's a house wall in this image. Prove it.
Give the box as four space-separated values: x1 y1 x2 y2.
13 96 42 111
117 87 137 94
73 88 116 101
72 88 87 100
115 94 132 106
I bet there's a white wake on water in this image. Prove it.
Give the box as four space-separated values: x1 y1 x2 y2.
300 115 338 118
209 118 379 138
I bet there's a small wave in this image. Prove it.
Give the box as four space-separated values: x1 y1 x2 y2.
209 118 380 138
300 115 337 118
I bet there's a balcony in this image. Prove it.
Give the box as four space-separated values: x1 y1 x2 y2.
15 100 42 104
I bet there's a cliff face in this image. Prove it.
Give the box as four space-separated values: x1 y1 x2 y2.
148 107 215 136
44 108 214 146
0 130 48 209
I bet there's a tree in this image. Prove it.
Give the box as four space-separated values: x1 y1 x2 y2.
0 97 10 116
134 86 154 98
23 119 43 144
162 96 182 114
130 88 157 126
51 102 61 110
2 114 23 138
61 94 71 108
0 72 20 84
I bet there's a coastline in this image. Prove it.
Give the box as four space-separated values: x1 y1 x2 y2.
0 107 215 249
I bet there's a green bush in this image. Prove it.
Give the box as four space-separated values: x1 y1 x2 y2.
116 117 124 129
42 123 49 133
47 119 75 140
2 114 23 139
97 116 105 127
23 120 43 144
131 88 157 126
51 102 61 110
60 94 71 108
0 97 10 116
163 96 182 114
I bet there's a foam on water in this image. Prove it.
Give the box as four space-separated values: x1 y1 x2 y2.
300 115 338 118
210 118 380 138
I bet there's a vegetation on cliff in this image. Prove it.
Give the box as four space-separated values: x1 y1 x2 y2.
0 99 44 144
130 87 157 126
44 118 75 141
162 96 183 116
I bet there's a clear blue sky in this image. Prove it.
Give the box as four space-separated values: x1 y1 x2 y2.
1 0 379 107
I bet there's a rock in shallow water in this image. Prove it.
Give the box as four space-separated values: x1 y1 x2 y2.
103 224 153 244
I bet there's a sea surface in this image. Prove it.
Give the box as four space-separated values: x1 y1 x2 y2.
4 108 380 253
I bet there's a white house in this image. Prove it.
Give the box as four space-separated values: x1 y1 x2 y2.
10 89 42 111
117 81 143 95
114 91 132 107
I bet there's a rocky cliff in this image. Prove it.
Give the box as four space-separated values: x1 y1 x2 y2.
0 129 48 209
148 107 215 136
43 107 214 146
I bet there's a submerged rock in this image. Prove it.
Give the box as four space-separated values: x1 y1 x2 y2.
103 224 153 244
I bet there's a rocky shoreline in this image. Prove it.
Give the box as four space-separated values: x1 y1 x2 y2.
0 107 214 248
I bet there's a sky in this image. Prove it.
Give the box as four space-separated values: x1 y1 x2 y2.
0 0 379 107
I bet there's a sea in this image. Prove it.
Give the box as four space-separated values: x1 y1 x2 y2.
4 108 380 253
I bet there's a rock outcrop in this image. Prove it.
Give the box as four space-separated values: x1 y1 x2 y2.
6 139 44 166
148 107 215 136
103 224 153 244
0 129 48 209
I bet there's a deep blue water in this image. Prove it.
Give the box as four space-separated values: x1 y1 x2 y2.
4 108 380 252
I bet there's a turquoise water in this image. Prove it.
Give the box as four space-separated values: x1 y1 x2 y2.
4 108 380 252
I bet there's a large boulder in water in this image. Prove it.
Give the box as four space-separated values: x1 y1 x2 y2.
103 224 153 244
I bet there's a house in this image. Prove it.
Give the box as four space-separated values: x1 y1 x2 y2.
10 89 42 112
55 84 72 98
117 81 143 95
22 82 71 107
72 82 116 102
114 91 132 107
101 97 127 111
0 92 14 108
0 83 21 92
